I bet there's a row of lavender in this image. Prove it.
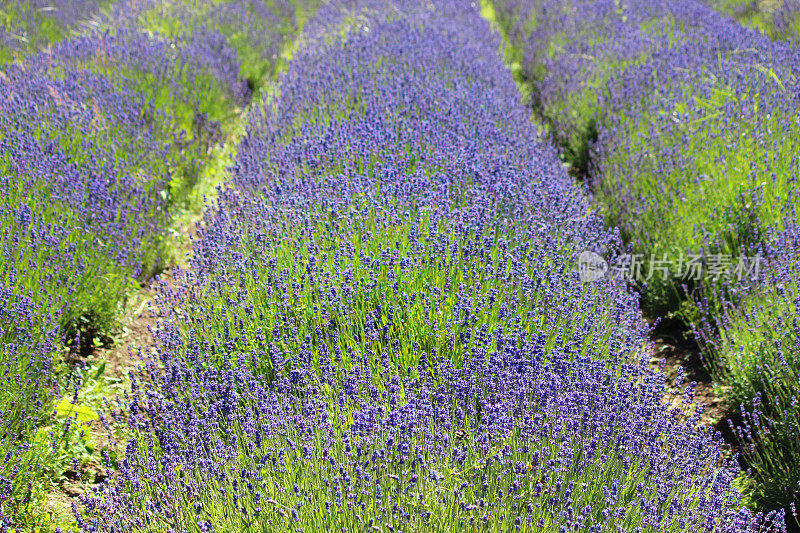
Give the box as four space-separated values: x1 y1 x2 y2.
73 1 786 530
490 0 800 515
0 1 115 64
0 0 297 528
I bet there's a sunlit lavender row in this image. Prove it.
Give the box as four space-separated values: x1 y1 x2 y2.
0 0 298 528
70 1 788 531
491 0 800 516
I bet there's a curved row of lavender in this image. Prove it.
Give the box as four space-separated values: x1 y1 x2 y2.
75 1 785 531
490 0 800 515
0 0 296 527
0 0 116 63
491 0 797 296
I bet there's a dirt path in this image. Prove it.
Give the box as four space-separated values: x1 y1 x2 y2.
649 317 730 425
42 267 172 524
646 316 739 469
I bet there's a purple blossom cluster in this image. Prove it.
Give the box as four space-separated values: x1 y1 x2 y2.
77 0 785 530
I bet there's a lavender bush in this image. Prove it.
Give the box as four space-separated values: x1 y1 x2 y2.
1 0 295 346
76 1 784 531
0 294 60 527
693 218 800 510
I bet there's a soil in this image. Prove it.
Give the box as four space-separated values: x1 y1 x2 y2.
647 315 733 431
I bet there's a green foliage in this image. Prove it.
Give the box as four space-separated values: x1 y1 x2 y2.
700 279 800 509
16 360 129 532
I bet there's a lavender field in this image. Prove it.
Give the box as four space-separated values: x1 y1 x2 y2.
0 0 798 531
